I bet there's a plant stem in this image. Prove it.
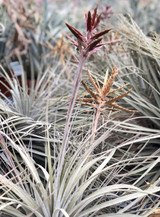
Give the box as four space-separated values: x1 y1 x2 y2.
63 53 86 146
56 52 87 194
86 105 101 164
63 54 86 143
91 105 101 143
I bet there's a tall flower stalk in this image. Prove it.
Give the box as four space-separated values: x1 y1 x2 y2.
56 6 118 194
63 6 113 146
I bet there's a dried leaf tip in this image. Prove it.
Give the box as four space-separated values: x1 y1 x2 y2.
102 65 119 97
104 69 109 84
87 69 100 94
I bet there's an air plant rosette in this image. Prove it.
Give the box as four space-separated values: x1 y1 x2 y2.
0 62 37 107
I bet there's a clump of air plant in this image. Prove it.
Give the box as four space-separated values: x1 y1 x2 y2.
77 65 137 142
57 6 119 189
63 5 119 144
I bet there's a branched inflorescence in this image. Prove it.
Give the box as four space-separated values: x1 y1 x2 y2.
77 65 137 113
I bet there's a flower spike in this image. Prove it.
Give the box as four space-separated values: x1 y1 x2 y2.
65 6 118 57
77 66 137 113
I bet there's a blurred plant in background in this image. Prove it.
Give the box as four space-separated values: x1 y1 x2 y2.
0 0 38 56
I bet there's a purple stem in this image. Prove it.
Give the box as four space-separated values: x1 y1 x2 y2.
63 54 86 144
56 52 87 195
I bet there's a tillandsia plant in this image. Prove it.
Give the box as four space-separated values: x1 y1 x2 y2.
57 6 119 191
77 65 137 142
63 6 119 146
55 6 119 199
1 116 160 217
